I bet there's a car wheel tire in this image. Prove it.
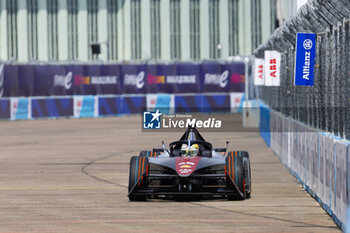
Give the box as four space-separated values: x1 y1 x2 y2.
241 151 252 199
128 156 147 201
226 151 246 200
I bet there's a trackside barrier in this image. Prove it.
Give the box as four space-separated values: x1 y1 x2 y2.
259 102 349 229
32 97 73 118
0 92 245 120
0 99 10 119
0 61 245 97
259 103 270 147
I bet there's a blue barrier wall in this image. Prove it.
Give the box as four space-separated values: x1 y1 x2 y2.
0 93 245 121
259 102 349 229
32 98 73 118
121 96 146 114
99 97 122 116
0 99 10 119
259 103 271 147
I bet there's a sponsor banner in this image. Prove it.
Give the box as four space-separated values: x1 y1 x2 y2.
98 64 121 94
10 98 31 120
174 63 201 93
0 99 10 119
75 65 120 95
65 65 84 95
144 64 162 93
4 65 19 97
1 62 246 97
98 97 122 116
253 58 265 86
121 64 146 94
264 50 281 86
49 65 71 96
80 65 101 95
146 94 174 114
32 98 73 118
230 93 244 113
18 65 35 97
121 96 146 114
223 62 245 92
146 63 200 93
73 96 98 118
294 32 316 86
51 71 73 95
34 65 51 96
0 64 4 97
50 65 120 96
202 62 230 92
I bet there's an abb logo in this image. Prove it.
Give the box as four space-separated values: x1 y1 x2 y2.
263 50 280 86
269 59 277 78
258 65 263 79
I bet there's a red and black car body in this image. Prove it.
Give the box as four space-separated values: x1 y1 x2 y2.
128 127 251 201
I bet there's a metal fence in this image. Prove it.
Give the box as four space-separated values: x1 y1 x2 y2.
250 0 350 139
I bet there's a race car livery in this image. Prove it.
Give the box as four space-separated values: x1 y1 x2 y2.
128 127 251 201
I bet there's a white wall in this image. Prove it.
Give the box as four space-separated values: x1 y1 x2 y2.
180 0 190 60
0 0 289 62
200 0 209 59
123 0 131 60
141 0 151 60
219 0 229 58
98 0 108 60
297 0 308 9
77 0 88 61
37 0 48 61
17 0 28 61
58 0 68 60
0 1 8 60
160 0 171 60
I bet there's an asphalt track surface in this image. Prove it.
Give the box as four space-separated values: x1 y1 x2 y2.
0 115 340 233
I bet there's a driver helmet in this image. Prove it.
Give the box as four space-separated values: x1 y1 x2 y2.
181 143 199 157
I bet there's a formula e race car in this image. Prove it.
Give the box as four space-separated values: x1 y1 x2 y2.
128 127 251 201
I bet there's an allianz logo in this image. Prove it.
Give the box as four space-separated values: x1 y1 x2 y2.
204 70 229 88
123 71 145 89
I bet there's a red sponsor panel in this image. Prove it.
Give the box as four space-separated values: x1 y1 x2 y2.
175 156 201 176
